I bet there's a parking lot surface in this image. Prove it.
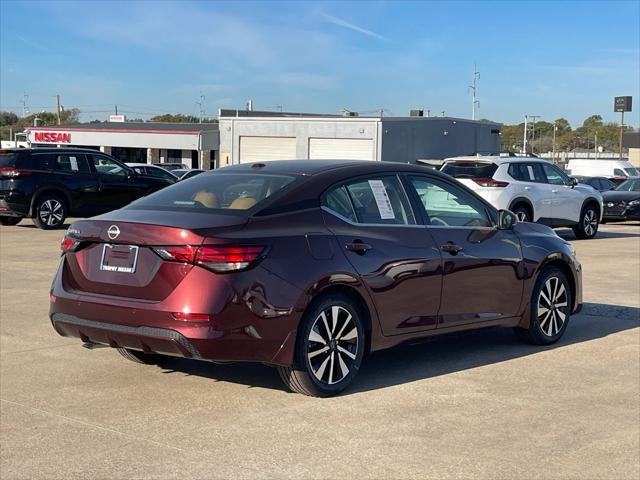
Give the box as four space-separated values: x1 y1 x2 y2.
1 221 639 479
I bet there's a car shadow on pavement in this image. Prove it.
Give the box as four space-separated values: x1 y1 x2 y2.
556 228 640 240
154 302 639 395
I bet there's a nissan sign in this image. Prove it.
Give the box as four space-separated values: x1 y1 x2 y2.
33 132 72 143
614 96 632 113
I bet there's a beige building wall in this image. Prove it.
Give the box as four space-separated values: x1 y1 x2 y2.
629 148 640 167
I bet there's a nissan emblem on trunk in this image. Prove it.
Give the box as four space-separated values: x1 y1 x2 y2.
107 225 120 240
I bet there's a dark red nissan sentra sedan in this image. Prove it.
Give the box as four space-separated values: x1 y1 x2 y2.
50 160 582 397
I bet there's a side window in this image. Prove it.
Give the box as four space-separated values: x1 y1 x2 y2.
89 154 128 177
527 163 547 183
132 166 146 175
323 185 357 222
541 163 569 186
31 154 55 170
613 168 625 177
150 167 176 180
52 154 89 173
508 163 531 181
409 176 493 228
343 176 415 225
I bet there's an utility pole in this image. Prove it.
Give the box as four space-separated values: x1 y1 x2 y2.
20 94 29 117
552 122 557 163
56 95 62 125
523 115 528 154
378 108 384 117
469 64 480 120
594 133 598 159
196 93 205 123
115 105 118 115
619 111 625 160
528 115 540 153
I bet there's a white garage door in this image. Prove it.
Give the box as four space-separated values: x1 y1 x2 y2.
239 136 297 163
308 138 375 161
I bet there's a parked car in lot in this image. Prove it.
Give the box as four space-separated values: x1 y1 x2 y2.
441 156 603 239
50 160 583 397
152 162 190 172
0 148 174 229
602 177 640 222
126 163 179 183
574 176 617 192
566 158 639 184
172 168 205 180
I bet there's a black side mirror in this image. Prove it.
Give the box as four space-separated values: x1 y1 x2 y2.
569 177 578 188
497 209 518 230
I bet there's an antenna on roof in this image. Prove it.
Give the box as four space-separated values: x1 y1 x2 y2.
469 63 480 120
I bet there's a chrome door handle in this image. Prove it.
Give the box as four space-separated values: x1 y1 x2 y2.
552 189 559 193
345 242 372 254
440 243 463 255
524 186 531 190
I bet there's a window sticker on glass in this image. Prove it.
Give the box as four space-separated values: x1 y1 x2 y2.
69 156 79 171
368 179 395 219
527 166 534 180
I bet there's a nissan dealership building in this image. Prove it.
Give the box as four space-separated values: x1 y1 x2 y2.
25 122 220 169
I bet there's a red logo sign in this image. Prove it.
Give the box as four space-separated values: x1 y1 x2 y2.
34 132 71 143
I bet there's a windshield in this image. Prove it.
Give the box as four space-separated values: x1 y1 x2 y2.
127 172 299 213
615 178 640 192
441 161 498 179
624 167 640 176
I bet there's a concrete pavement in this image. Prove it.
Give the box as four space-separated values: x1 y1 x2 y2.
1 221 638 479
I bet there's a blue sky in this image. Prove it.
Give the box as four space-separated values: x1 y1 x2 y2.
1 0 639 127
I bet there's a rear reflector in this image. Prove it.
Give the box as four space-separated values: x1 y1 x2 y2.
152 245 267 273
60 236 80 253
172 312 210 322
472 177 509 187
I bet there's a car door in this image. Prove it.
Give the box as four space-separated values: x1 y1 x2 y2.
322 174 443 335
540 162 581 223
88 154 146 212
405 175 524 328
30 152 100 216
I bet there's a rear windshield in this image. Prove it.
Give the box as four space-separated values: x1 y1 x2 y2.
441 161 498 179
127 172 298 213
0 151 17 167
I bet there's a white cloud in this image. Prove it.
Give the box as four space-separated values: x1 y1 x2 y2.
320 13 388 41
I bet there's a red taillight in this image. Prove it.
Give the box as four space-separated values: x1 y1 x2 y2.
172 312 210 322
0 167 30 178
60 236 79 253
152 245 267 273
472 177 509 187
152 245 198 263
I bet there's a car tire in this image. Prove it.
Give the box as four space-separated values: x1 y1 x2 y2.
514 267 571 345
0 216 23 226
277 293 366 397
32 195 67 230
512 204 532 223
117 348 168 365
572 204 599 239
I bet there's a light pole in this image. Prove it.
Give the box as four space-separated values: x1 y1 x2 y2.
523 115 528 154
552 122 557 163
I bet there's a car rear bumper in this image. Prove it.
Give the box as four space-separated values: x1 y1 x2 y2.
49 258 303 366
0 198 28 217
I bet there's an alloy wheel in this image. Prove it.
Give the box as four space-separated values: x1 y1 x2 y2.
583 209 598 237
39 199 64 227
307 305 358 385
537 276 568 337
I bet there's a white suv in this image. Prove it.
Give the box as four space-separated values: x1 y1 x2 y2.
441 156 603 239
